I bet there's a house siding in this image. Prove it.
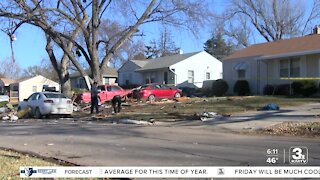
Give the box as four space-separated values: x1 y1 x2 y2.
18 76 60 101
118 61 144 86
170 51 222 88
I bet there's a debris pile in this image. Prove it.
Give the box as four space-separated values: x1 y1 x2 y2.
0 103 31 121
259 122 320 137
195 112 228 121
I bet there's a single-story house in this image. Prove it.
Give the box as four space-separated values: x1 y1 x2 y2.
0 78 16 95
223 27 320 95
118 51 222 88
70 68 118 89
10 75 60 102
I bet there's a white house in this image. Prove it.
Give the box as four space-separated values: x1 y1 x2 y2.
118 51 222 88
117 60 148 87
223 27 320 95
10 75 60 102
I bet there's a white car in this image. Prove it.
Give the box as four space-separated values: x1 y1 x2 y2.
18 92 73 118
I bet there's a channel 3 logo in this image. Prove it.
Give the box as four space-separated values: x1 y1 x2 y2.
289 146 308 165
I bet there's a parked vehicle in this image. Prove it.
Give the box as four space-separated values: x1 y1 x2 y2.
134 83 182 101
76 85 131 104
17 92 73 118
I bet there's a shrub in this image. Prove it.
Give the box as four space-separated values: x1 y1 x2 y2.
233 80 250 96
180 87 197 97
291 81 303 95
263 84 275 95
274 84 290 96
292 81 317 97
211 79 229 97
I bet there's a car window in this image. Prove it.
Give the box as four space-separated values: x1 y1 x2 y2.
27 94 36 101
107 86 112 91
160 85 169 89
31 93 39 100
154 85 161 89
43 93 67 98
98 85 106 91
111 86 121 91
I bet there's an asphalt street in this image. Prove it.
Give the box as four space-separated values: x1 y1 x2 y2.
0 117 319 166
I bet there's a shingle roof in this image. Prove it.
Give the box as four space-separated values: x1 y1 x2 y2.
131 60 149 67
70 67 118 78
0 78 16 86
224 34 320 61
137 52 200 71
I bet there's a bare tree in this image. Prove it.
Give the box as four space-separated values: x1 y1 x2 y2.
145 27 180 58
218 0 320 46
0 0 211 88
0 58 22 79
22 59 59 81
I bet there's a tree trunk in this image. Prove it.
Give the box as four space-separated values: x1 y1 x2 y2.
60 63 72 97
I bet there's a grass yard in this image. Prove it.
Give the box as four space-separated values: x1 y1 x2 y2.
113 96 320 121
0 149 99 179
0 149 56 179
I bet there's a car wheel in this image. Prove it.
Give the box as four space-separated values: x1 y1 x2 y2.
174 92 181 98
148 94 156 102
34 107 42 119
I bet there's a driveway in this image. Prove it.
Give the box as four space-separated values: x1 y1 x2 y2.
0 110 320 166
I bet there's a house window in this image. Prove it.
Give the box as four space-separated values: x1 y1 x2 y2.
206 72 210 80
291 59 300 77
32 86 37 92
188 70 194 83
238 70 246 79
280 58 300 77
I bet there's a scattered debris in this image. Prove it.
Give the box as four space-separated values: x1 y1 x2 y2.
117 119 154 125
174 97 190 103
257 103 280 111
197 112 224 121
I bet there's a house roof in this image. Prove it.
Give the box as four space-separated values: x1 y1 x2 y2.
224 34 320 61
137 52 200 71
131 60 149 67
70 67 118 78
0 78 16 86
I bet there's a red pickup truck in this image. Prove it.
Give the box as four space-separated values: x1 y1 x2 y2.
76 85 131 104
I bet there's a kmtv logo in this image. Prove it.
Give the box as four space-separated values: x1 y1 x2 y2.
289 147 308 164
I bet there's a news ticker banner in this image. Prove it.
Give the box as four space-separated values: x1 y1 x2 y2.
20 166 320 178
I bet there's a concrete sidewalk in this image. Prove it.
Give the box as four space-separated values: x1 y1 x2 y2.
168 103 320 131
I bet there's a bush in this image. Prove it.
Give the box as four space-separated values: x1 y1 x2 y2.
233 80 250 96
263 84 275 95
211 79 229 97
274 84 290 96
291 81 303 95
292 81 317 97
180 87 197 97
